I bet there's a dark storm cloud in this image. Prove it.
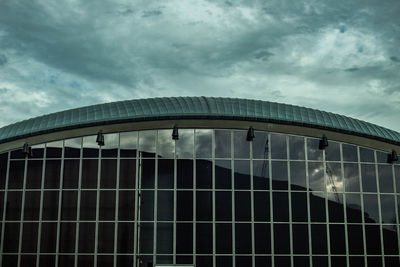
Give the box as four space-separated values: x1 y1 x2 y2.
0 0 399 131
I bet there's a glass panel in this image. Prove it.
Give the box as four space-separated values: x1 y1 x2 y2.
0 152 8 189
365 225 381 254
158 159 174 189
293 224 308 254
396 166 400 193
196 223 212 253
235 223 251 254
117 223 134 253
307 138 323 161
215 130 231 158
215 191 231 221
44 160 61 189
195 129 212 158
380 195 396 224
40 222 57 252
140 190 154 221
63 159 79 189
8 160 25 189
21 222 38 252
345 194 362 223
344 163 360 192
329 224 346 254
382 225 399 255
196 159 212 189
26 160 42 189
254 223 271 254
379 165 394 193
274 223 290 254
217 256 232 267
98 222 115 253
253 160 269 190
30 144 44 158
101 133 118 157
157 190 174 221
234 130 250 158
363 194 379 223
157 129 174 159
157 223 173 253
99 190 116 220
118 190 135 220
270 133 287 159
326 162 343 192
42 191 59 220
24 191 40 220
81 159 98 189
6 191 22 220
101 159 117 188
253 131 269 159
308 162 325 192
360 147 375 162
176 223 193 254
177 159 193 189
64 137 82 158
119 159 136 189
254 191 270 221
21 255 36 267
328 193 344 222
4 222 20 252
361 164 377 192
289 136 305 160
120 131 138 157
197 191 212 221
139 130 156 157
80 190 97 220
325 141 340 161
235 191 251 221
291 192 308 222
377 151 388 163
310 192 326 222
273 192 289 222
177 191 193 221
342 144 358 162
78 222 95 253
59 222 75 253
234 160 250 189
272 161 288 190
290 161 306 190
141 159 155 189
46 140 63 158
347 225 364 254
83 135 99 158
215 160 231 189
77 255 93 267
176 129 194 159
311 224 327 254
61 190 78 220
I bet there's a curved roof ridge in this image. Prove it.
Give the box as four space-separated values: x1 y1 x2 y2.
0 96 399 145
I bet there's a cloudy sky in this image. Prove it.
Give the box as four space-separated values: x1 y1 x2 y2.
0 0 399 132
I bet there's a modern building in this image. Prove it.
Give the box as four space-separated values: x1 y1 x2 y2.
0 97 399 267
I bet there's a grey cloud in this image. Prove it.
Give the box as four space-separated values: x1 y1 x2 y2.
142 9 163 18
0 55 7 66
390 56 400 63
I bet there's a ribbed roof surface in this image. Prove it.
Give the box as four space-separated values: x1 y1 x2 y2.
0 97 399 145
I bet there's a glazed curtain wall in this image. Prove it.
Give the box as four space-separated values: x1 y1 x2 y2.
0 129 399 267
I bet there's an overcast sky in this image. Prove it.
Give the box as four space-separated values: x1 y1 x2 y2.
0 0 399 132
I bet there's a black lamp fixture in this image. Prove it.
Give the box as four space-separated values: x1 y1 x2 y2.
172 125 179 140
22 143 31 157
319 134 329 150
388 150 398 164
96 130 105 146
247 126 255 141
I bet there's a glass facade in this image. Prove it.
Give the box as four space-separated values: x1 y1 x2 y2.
0 129 399 267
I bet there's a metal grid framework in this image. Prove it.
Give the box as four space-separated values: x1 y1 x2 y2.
0 128 399 267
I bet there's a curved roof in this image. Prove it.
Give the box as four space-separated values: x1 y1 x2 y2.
0 97 399 145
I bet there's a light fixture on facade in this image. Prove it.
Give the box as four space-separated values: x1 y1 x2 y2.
388 149 398 164
96 130 105 146
172 125 179 140
247 126 255 141
22 143 31 157
319 134 329 150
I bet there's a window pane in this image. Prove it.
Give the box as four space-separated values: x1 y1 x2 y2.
310 192 326 222
157 129 174 159
293 224 308 254
176 223 193 254
363 194 379 223
44 160 61 189
289 136 305 160
290 161 306 190
177 159 193 189
8 160 25 189
63 159 79 189
0 152 8 189
26 160 42 189
329 224 346 254
177 191 193 221
235 223 251 254
215 130 231 158
254 191 270 222
24 191 40 220
343 144 358 162
326 162 343 192
141 159 155 189
176 129 194 159
157 190 174 221
382 225 399 255
139 130 156 157
195 129 212 158
119 159 136 189
273 192 289 222
345 194 362 223
291 192 308 222
253 131 269 159
6 191 22 220
379 165 394 193
120 131 138 157
117 222 134 253
118 190 135 221
78 222 95 253
234 160 250 189
197 191 212 221
234 131 250 158
347 225 364 254
270 133 287 159
380 195 396 224
158 159 174 189
60 222 75 253
64 137 81 158
61 190 78 220
40 222 57 252
361 164 377 192
196 223 212 254
80 190 97 220
325 141 340 161
344 163 360 192
140 190 154 221
101 133 118 158
360 147 375 162
99 190 116 220
311 224 327 254
309 162 325 192
196 159 212 189
157 223 173 253
272 161 288 190
215 191 231 221
46 140 63 158
274 224 290 254
253 160 269 190
81 159 98 189
235 191 251 221
100 159 117 188
365 225 381 254
254 223 271 254
21 222 38 253
42 191 59 220
307 138 323 161
328 193 344 222
98 222 115 253
215 160 231 189
83 135 99 158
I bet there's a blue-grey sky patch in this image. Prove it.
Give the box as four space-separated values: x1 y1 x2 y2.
0 0 399 133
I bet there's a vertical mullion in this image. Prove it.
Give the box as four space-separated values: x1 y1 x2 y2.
193 130 197 267
287 136 294 267
0 152 10 267
212 130 216 267
375 151 385 267
250 135 255 267
269 133 274 267
342 150 349 267
113 134 121 267
358 147 368 267
230 131 235 267
17 155 28 267
133 133 140 267
36 147 47 267
305 138 313 267
325 143 331 267
173 138 177 264
74 139 83 267
55 145 65 267
94 146 101 267
153 131 158 265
